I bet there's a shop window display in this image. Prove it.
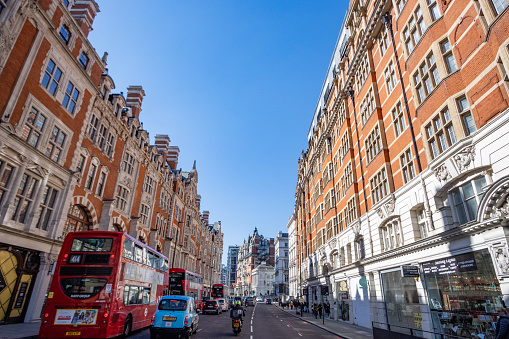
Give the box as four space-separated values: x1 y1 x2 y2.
423 249 503 339
381 270 422 335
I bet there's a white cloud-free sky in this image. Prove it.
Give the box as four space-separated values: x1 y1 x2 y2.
89 1 347 265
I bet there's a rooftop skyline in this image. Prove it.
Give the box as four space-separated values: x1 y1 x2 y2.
88 1 348 264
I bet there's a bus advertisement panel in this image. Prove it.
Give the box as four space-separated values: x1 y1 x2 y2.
39 232 169 339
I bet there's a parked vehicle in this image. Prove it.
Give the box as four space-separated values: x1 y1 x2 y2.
150 295 199 339
203 300 222 314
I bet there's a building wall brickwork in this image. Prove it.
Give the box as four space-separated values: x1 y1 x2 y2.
294 0 509 331
0 0 222 324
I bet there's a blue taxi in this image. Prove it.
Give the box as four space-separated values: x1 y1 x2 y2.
150 295 199 339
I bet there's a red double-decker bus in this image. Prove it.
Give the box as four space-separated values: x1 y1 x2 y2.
168 268 203 311
212 284 228 299
39 231 169 338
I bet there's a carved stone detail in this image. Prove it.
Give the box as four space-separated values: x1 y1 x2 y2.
453 146 475 173
384 196 396 216
494 246 509 275
377 208 384 219
433 164 452 183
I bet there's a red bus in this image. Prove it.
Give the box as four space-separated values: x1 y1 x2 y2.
212 284 228 299
39 231 169 338
168 268 203 311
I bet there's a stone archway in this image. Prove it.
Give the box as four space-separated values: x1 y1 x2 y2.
62 204 92 238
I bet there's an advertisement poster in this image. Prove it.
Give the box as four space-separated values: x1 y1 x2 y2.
54 309 98 325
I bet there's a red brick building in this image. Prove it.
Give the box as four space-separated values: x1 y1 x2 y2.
294 0 509 332
0 0 222 324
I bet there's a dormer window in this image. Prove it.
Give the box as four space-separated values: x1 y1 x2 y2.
63 0 69 6
59 25 71 45
79 52 89 69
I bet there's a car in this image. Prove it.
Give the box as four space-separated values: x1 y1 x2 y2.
150 295 199 339
256 297 263 302
217 298 228 311
203 299 222 314
246 297 255 306
265 298 272 304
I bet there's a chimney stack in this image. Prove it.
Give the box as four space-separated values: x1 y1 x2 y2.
166 146 179 170
126 86 145 118
155 134 171 164
202 211 210 224
70 0 100 38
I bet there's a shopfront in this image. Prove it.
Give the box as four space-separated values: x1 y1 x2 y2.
381 268 422 334
0 243 40 324
423 249 503 339
335 280 349 321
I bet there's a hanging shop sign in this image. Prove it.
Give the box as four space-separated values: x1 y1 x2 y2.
422 252 477 276
401 265 420 277
339 280 348 291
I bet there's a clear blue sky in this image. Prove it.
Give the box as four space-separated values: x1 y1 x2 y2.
89 1 347 265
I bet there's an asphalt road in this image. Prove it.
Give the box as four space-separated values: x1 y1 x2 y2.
129 303 342 339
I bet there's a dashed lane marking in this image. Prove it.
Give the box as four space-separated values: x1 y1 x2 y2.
251 325 253 332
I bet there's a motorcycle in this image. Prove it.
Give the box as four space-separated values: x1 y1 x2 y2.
232 318 242 335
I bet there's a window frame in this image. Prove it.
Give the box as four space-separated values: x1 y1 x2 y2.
41 59 63 96
62 81 80 115
59 25 71 45
440 39 458 74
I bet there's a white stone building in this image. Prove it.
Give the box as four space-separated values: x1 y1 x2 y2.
252 262 275 298
274 231 289 300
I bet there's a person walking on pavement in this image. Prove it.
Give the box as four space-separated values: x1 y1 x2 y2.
313 302 318 319
325 301 330 318
497 308 509 339
318 302 323 319
290 300 294 310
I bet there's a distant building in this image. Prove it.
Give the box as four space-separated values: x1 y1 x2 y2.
252 262 275 297
221 264 228 285
227 245 239 291
274 231 289 300
286 215 297 299
235 228 275 296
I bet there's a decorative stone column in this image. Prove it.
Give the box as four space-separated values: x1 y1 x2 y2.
0 156 29 223
98 199 115 231
25 168 50 232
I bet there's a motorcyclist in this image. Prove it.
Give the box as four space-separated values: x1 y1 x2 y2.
230 300 246 323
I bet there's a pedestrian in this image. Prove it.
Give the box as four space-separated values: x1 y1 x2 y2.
318 302 323 319
313 302 318 319
497 308 509 339
290 300 294 310
325 301 330 317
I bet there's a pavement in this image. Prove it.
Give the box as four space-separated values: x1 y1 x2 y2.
0 321 40 339
273 303 373 339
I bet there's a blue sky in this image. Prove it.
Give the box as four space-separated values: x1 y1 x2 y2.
89 1 347 264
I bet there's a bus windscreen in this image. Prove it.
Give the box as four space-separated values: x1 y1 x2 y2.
71 238 112 252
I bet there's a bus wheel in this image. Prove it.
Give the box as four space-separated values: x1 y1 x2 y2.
122 314 132 337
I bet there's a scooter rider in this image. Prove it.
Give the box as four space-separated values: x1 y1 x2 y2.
230 300 246 322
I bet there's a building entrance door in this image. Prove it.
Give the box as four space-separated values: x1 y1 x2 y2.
0 246 40 325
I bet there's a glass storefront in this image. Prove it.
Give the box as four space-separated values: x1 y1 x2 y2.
381 270 422 334
423 249 503 339
335 280 349 321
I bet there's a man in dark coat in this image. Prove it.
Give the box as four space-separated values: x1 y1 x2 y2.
497 308 509 339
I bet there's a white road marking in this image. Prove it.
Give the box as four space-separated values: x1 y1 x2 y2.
298 334 302 336
197 329 202 332
251 320 253 325
287 325 290 327
251 325 253 332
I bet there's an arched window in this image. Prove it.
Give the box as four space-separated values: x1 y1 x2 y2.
63 205 91 237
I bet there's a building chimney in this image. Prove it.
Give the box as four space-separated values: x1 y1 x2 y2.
155 134 170 164
126 86 145 119
70 0 100 38
166 146 179 170
202 211 210 224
